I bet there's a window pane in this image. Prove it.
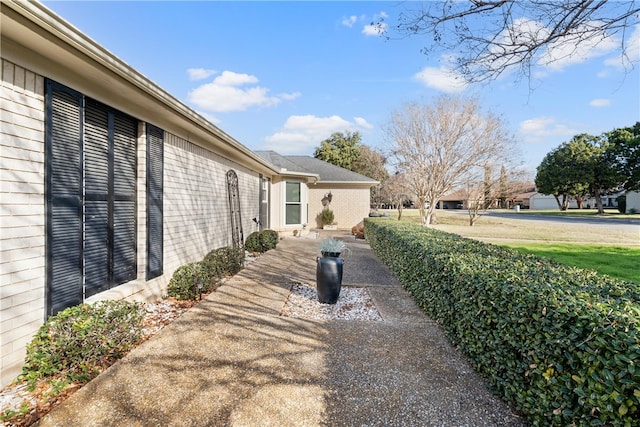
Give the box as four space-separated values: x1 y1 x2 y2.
286 204 301 224
286 182 300 202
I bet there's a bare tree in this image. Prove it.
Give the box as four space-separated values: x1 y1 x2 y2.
462 165 529 226
379 172 412 220
384 1 639 83
352 145 390 208
384 96 515 227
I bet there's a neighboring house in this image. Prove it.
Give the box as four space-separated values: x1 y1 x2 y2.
1 1 285 387
529 193 563 210
528 193 594 210
625 191 640 213
509 191 537 209
256 151 378 232
438 189 467 209
530 191 625 210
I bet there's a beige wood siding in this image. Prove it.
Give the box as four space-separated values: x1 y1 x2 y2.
163 133 260 272
0 59 46 387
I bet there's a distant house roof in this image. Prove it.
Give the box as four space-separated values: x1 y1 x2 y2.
255 151 378 184
440 189 469 202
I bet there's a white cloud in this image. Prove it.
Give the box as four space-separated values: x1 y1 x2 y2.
342 15 357 28
589 98 611 107
187 68 217 81
279 92 302 101
187 70 299 113
340 12 387 36
518 117 579 144
264 115 372 154
414 65 468 93
604 24 640 69
362 22 387 36
537 22 619 73
354 117 373 129
476 18 623 78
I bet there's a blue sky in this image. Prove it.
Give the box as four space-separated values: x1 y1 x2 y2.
43 1 639 177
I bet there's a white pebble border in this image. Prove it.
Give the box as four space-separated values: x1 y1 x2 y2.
280 282 383 321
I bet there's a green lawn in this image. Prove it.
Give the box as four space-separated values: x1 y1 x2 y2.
500 243 640 283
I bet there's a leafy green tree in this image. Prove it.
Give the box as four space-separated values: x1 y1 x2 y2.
536 132 629 213
607 122 640 191
590 134 628 214
535 135 595 210
313 131 362 170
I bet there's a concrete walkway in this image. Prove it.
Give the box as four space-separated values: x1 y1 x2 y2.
37 234 525 426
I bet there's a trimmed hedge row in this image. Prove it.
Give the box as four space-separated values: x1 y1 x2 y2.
364 218 640 426
167 245 245 300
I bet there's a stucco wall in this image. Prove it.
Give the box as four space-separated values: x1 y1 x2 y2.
309 185 371 230
0 59 46 387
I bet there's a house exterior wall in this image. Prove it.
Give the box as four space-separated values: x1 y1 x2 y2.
269 177 309 235
530 194 563 210
309 185 371 230
0 58 263 387
162 133 260 272
626 191 640 213
0 59 47 387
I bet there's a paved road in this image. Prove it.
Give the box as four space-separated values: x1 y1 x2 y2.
481 211 640 232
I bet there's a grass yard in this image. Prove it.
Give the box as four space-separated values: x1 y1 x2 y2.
378 208 639 282
500 243 640 283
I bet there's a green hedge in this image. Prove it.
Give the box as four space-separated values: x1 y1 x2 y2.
245 229 279 253
168 245 246 300
364 218 640 426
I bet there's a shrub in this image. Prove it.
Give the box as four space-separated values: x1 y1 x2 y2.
245 231 264 253
203 246 244 280
21 300 144 387
364 218 640 426
319 208 335 226
167 262 204 300
245 230 279 253
261 229 279 250
617 195 627 213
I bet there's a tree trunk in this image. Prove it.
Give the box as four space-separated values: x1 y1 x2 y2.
594 190 605 214
418 197 428 226
554 195 562 210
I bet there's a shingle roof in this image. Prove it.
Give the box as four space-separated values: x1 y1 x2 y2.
255 151 378 183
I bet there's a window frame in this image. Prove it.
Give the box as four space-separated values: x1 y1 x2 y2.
284 181 302 225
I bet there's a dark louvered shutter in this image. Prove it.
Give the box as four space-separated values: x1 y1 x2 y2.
84 100 137 297
146 124 163 280
112 111 137 284
46 81 83 316
84 100 110 296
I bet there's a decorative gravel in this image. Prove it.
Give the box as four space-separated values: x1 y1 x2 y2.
280 282 383 321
